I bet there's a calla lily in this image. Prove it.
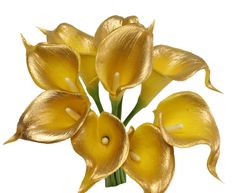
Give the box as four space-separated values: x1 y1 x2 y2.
39 23 98 90
123 124 175 193
94 15 140 47
71 111 129 193
139 45 221 107
5 90 90 144
153 91 220 179
96 24 153 99
22 36 85 93
39 23 96 55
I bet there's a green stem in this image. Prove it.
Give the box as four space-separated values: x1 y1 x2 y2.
123 98 145 126
87 84 104 113
105 95 126 187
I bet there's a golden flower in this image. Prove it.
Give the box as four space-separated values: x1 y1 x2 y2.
96 24 153 100
39 23 98 90
5 90 90 144
153 91 220 179
21 35 85 93
123 124 175 193
5 15 222 193
139 45 221 107
71 111 129 193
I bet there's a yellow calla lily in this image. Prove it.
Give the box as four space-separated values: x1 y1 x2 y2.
94 15 140 47
123 124 175 193
39 23 96 55
139 45 221 107
22 36 85 93
96 24 153 99
5 90 90 144
153 91 220 179
71 111 129 193
39 23 98 90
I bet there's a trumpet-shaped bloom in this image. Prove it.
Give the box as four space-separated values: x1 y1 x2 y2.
39 23 98 90
153 91 220 179
22 37 85 93
71 111 129 193
123 124 175 193
94 15 140 46
96 24 153 98
40 23 96 55
139 45 220 107
5 90 90 144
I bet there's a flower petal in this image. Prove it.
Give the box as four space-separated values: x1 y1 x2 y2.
79 54 99 89
71 111 129 193
5 90 90 144
94 15 140 46
153 91 220 179
96 24 153 97
39 24 98 89
139 45 221 106
123 124 175 193
22 38 84 93
39 23 96 55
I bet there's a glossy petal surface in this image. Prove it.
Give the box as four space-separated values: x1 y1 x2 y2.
96 24 153 97
123 124 175 193
94 15 140 46
154 91 220 179
139 45 220 106
71 111 129 193
24 41 84 93
42 23 96 55
5 90 90 144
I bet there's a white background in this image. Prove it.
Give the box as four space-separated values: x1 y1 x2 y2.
0 0 234 193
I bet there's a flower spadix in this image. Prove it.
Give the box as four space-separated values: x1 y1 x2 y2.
39 23 98 90
22 37 84 93
123 124 175 193
96 24 153 99
71 111 129 193
139 45 221 107
153 91 220 179
5 90 90 144
94 15 140 47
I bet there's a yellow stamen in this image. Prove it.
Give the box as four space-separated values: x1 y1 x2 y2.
65 107 80 121
64 77 79 92
112 72 120 92
101 136 110 145
158 112 183 131
165 124 184 131
130 150 141 162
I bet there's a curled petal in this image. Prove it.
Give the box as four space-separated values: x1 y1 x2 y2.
71 111 129 193
153 91 220 179
39 24 98 89
123 124 175 193
5 90 90 144
94 15 140 46
39 23 96 55
22 38 85 93
96 24 153 97
139 45 221 106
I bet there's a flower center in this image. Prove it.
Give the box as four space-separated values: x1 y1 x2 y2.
101 136 110 145
64 77 79 92
158 112 183 131
130 151 141 162
65 107 81 121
